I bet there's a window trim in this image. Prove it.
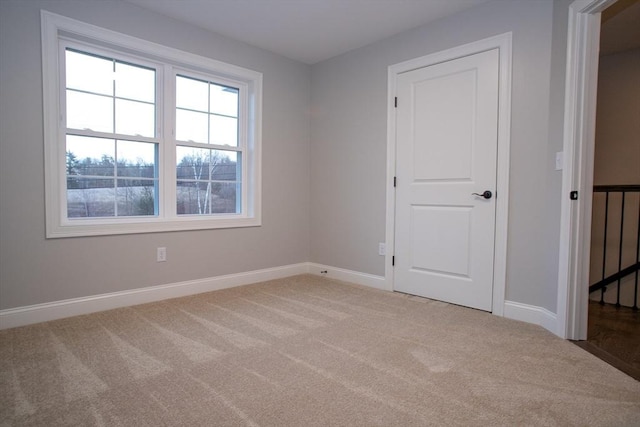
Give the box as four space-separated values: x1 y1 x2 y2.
41 10 262 238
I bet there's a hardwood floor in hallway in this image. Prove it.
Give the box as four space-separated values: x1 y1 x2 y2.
574 301 640 381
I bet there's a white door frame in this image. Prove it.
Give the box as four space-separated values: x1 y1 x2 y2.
385 33 512 315
556 0 617 340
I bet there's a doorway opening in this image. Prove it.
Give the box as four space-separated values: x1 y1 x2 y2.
559 0 639 380
581 0 640 380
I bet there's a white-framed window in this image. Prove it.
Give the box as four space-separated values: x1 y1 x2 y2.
41 11 262 238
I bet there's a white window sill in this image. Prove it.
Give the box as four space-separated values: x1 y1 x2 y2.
47 216 261 238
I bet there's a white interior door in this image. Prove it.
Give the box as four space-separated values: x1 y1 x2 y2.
394 48 499 311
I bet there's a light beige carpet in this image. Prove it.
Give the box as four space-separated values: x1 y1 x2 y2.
1 274 639 426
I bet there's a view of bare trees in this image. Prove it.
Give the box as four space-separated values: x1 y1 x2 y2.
66 148 238 218
176 149 238 215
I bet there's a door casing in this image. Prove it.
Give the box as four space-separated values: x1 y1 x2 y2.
385 33 513 316
393 49 499 311
556 0 617 340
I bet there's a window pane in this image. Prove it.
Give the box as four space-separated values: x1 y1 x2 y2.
211 182 238 214
210 115 238 146
115 99 155 137
177 181 210 215
66 91 113 133
176 109 208 143
176 147 240 216
66 177 115 218
176 148 238 181
176 146 210 180
115 62 155 103
66 50 113 96
66 135 115 177
210 84 238 117
117 140 156 178
210 151 238 181
176 75 208 112
117 179 157 216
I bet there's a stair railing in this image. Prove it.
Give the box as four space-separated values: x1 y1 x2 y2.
589 184 640 310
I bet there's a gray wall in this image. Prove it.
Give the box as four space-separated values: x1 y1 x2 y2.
593 49 640 186
544 0 574 313
0 0 311 309
310 0 563 310
1 0 576 316
589 48 640 307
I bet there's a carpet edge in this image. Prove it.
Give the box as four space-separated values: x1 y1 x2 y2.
0 263 309 330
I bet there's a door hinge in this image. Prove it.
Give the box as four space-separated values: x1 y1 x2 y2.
392 256 395 266
394 97 398 108
570 191 578 200
393 176 397 187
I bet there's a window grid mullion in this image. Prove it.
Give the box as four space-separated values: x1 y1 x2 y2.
111 59 119 218
207 82 212 145
206 83 211 215
174 141 242 152
111 58 116 143
162 65 177 220
65 129 160 144
70 175 156 181
114 139 118 217
175 105 236 120
67 87 156 107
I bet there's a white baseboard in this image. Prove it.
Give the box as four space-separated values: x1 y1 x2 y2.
1 263 558 337
307 263 389 291
306 267 561 336
0 263 309 330
503 300 558 336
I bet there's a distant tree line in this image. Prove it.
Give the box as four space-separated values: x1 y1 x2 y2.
66 151 155 186
66 150 238 216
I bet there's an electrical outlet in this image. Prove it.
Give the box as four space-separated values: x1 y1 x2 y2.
157 247 167 262
378 243 386 256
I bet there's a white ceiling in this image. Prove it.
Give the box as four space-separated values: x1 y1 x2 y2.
125 0 492 64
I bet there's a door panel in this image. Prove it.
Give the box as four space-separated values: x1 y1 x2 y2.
394 49 499 311
412 69 476 181
410 206 471 276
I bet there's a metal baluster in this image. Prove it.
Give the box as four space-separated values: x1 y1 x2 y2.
601 191 609 305
616 192 626 308
634 194 639 311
